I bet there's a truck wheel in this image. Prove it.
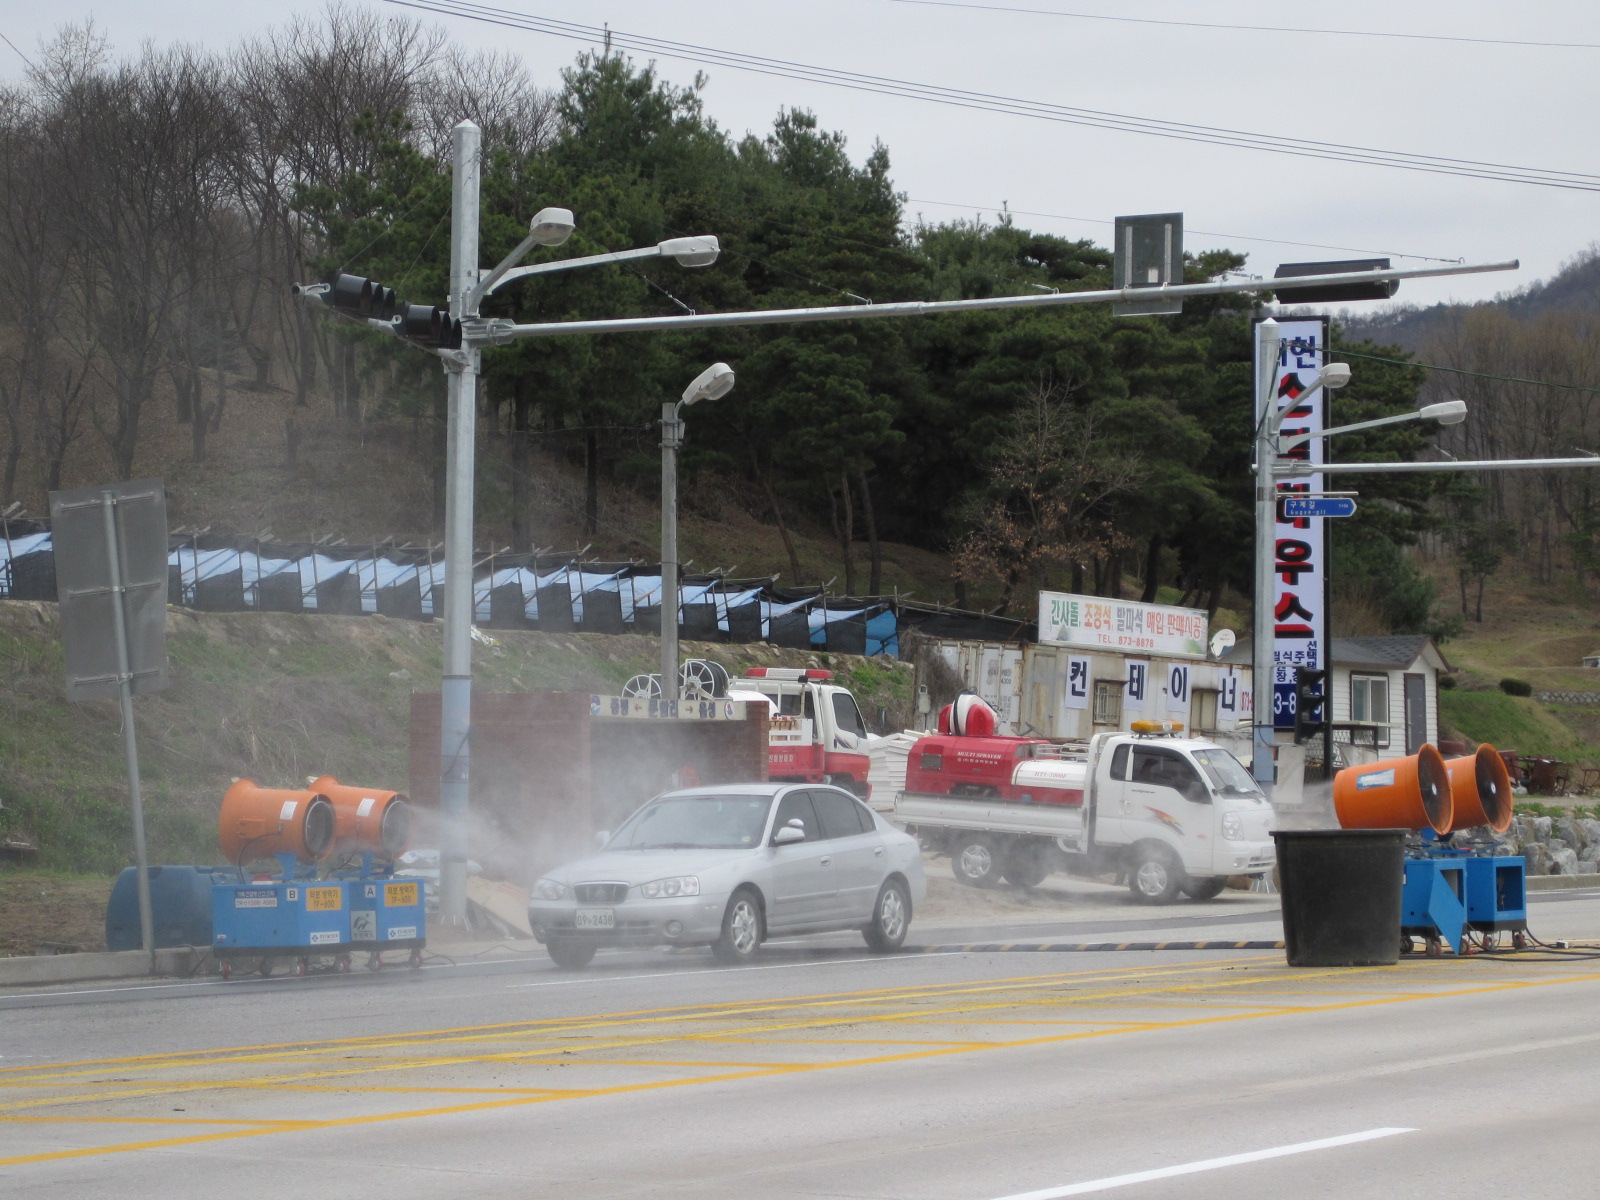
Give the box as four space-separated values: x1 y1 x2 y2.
712 888 764 964
862 879 911 953
1181 877 1228 902
1002 845 1052 889
1128 845 1185 905
952 835 1004 888
546 938 597 969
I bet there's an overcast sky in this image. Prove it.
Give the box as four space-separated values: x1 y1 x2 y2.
3 1 1595 313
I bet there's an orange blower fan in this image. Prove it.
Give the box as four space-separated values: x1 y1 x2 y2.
1333 745 1453 835
218 780 335 865
309 776 413 858
1441 744 1515 834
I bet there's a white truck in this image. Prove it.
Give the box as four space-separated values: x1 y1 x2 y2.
894 719 1276 903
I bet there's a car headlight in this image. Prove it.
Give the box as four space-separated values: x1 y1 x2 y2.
1221 812 1243 841
637 875 699 899
532 878 569 901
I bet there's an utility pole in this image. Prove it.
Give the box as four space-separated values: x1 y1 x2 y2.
659 399 681 702
438 119 481 928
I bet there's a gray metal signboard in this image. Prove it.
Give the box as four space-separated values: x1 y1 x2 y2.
49 479 169 701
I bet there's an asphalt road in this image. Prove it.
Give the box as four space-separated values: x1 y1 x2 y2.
4 889 1600 1199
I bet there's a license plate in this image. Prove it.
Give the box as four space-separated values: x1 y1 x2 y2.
574 908 615 930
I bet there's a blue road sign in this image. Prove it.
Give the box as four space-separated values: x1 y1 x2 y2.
1282 496 1357 519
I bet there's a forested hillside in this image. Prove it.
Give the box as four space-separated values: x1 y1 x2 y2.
2 8 1595 633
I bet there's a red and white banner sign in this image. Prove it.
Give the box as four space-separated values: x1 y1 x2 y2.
1257 317 1329 729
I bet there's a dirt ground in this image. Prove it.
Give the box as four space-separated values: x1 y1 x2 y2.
0 872 113 956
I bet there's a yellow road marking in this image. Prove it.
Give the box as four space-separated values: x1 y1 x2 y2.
6 958 1598 1168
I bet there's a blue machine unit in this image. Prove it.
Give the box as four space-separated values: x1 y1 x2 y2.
212 855 426 978
1402 858 1467 956
1463 855 1527 934
1401 848 1526 957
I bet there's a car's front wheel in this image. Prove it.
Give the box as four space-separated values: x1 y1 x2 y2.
712 888 764 965
546 938 597 969
862 878 911 953
1128 844 1185 905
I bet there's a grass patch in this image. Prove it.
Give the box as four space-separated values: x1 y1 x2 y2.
1439 688 1592 762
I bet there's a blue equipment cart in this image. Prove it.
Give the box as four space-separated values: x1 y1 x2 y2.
212 854 426 978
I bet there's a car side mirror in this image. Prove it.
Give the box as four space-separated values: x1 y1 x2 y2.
772 825 806 846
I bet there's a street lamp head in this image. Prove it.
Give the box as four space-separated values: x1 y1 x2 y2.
528 207 575 247
682 362 736 406
1420 399 1468 425
659 235 720 268
1319 362 1352 390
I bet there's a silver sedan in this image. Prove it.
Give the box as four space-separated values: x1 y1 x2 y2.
527 783 926 968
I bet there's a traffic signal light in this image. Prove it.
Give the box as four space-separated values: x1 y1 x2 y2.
398 303 463 350
320 273 397 320
1293 666 1328 745
1273 258 1398 304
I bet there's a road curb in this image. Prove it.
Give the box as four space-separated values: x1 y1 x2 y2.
0 946 204 988
1527 873 1600 891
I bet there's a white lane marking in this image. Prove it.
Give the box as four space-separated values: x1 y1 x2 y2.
988 1127 1415 1199
507 953 903 988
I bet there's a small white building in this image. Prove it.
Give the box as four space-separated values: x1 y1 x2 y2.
1223 634 1452 754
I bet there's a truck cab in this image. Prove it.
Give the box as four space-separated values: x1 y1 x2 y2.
1069 727 1276 901
740 667 871 798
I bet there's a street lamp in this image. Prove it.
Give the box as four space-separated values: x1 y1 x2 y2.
1251 318 1469 803
661 363 736 700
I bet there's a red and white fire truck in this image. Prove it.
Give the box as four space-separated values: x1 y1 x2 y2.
734 667 872 799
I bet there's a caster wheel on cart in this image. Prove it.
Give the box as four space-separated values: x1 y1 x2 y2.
408 948 423 969
1400 936 1415 956
295 957 309 977
366 952 384 972
1425 936 1443 959
1512 931 1528 950
220 960 232 981
337 954 352 974
258 957 274 978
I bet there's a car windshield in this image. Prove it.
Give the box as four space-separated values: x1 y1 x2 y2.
1191 749 1266 800
606 794 774 850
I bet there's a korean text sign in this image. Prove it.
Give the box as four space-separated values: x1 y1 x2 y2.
1038 591 1208 660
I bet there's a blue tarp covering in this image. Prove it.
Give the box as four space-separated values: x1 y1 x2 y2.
0 528 906 655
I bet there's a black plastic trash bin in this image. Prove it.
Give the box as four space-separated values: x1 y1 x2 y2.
1273 829 1407 967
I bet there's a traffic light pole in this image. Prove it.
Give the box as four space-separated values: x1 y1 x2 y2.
439 120 481 929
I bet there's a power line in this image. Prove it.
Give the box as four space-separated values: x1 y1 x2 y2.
377 0 1600 192
906 198 1464 263
880 0 1600 52
1292 338 1600 396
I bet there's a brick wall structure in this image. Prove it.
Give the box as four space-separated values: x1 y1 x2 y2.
409 691 769 880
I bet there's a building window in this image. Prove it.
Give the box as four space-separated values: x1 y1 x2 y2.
1350 674 1390 747
1093 680 1123 726
1191 688 1219 732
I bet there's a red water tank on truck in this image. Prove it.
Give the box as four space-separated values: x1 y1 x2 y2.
735 667 872 798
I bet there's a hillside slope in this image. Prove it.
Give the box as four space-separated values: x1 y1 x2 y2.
0 600 912 876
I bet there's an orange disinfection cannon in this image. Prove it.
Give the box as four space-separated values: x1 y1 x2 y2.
1442 744 1515 834
218 779 336 865
1333 745 1453 835
309 775 413 858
